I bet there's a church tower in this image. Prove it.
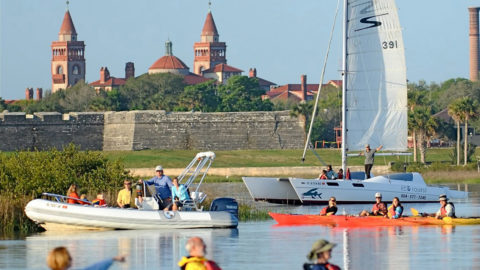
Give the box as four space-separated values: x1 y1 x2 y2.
193 8 227 75
51 7 86 92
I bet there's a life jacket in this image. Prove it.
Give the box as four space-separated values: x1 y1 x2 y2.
371 202 387 214
303 262 341 270
320 207 328 215
337 173 343 179
320 175 327 180
67 192 80 204
92 199 106 206
388 205 404 218
178 256 222 270
440 202 456 218
204 261 222 270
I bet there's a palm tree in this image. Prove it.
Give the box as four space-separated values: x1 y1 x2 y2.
410 106 438 164
407 89 427 162
448 99 465 166
290 102 313 135
458 97 479 165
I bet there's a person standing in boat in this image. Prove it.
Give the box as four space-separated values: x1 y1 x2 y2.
388 197 404 219
117 180 136 208
140 165 173 210
360 192 388 216
435 194 456 219
359 144 383 179
320 197 338 216
178 236 222 270
303 239 341 270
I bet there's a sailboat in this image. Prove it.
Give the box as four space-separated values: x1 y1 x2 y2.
242 0 467 204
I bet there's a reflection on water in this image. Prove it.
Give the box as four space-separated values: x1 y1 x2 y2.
0 184 480 269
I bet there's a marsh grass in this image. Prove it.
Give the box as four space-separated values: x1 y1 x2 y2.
201 197 271 222
0 194 43 237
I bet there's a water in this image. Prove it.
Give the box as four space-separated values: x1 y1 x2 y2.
1 184 480 270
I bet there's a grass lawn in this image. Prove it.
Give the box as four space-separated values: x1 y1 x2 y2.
103 148 480 168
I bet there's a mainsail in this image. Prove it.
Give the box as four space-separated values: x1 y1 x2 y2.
344 0 408 152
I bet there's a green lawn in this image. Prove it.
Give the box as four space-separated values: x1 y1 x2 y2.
103 148 479 168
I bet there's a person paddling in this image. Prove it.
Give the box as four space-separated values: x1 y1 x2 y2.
320 197 338 216
388 197 404 219
360 192 387 216
435 194 456 219
303 239 341 270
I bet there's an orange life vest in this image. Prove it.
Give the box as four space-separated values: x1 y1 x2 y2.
388 205 403 218
371 202 387 214
67 192 80 204
440 202 456 217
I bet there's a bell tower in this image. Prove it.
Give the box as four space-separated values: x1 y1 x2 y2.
193 5 227 75
51 5 86 92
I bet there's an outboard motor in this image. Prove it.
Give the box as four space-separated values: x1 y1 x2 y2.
210 198 238 219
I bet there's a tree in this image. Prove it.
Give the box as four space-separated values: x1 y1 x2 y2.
450 97 479 166
407 87 427 162
177 80 219 112
448 98 465 166
410 106 438 164
216 76 273 112
290 102 313 134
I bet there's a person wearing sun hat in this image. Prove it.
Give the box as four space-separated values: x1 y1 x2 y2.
303 239 341 270
435 194 456 219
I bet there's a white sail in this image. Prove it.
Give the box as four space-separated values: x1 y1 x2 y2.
345 0 408 152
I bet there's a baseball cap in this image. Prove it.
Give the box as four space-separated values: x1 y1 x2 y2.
155 165 163 171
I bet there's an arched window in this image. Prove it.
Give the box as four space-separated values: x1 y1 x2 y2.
57 65 63 74
72 65 80 75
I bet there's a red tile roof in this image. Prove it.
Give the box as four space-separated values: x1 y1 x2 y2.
90 77 126 87
202 12 219 37
203 63 242 73
59 10 77 35
183 73 212 85
149 55 189 70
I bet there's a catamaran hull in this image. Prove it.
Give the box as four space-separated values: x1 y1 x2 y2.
243 173 467 204
25 199 238 230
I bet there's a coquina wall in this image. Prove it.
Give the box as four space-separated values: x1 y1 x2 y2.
0 110 305 151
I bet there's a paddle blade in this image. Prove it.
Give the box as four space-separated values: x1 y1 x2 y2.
410 208 419 217
443 217 453 224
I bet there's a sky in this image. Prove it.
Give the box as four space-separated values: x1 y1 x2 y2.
1 0 480 100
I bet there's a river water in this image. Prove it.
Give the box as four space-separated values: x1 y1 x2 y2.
1 183 479 270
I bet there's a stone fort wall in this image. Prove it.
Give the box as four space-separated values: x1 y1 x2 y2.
0 110 305 151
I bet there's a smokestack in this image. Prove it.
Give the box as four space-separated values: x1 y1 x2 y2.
36 88 43 100
249 68 257 78
469 7 480 81
125 62 135 80
301 75 307 101
25 88 33 100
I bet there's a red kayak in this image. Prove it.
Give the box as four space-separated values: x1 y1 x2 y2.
269 212 336 226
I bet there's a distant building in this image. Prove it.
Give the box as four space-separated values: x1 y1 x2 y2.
149 40 210 85
51 9 85 92
89 62 135 92
264 75 341 103
248 68 276 92
202 63 242 84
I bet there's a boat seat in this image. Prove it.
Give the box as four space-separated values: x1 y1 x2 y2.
190 191 207 204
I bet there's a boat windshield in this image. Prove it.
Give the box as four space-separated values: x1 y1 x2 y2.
387 173 413 181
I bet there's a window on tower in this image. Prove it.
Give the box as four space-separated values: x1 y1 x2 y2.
57 66 63 74
73 65 80 75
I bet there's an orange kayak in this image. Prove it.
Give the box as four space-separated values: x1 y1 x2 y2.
269 212 480 227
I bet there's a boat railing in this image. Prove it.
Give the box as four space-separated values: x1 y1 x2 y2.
41 192 92 205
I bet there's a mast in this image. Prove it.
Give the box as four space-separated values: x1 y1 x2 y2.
341 0 348 177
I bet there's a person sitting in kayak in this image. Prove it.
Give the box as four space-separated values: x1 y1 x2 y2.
320 197 338 216
303 239 341 270
326 165 337 179
435 194 456 219
318 170 328 180
388 197 404 219
360 192 387 216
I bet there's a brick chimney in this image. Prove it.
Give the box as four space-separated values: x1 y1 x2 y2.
300 75 307 101
249 68 257 78
36 88 43 100
469 7 480 81
100 67 110 83
25 88 33 100
125 62 135 80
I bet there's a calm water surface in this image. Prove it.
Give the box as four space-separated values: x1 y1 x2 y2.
1 184 479 270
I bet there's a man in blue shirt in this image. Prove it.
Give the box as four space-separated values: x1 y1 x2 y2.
141 165 172 209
